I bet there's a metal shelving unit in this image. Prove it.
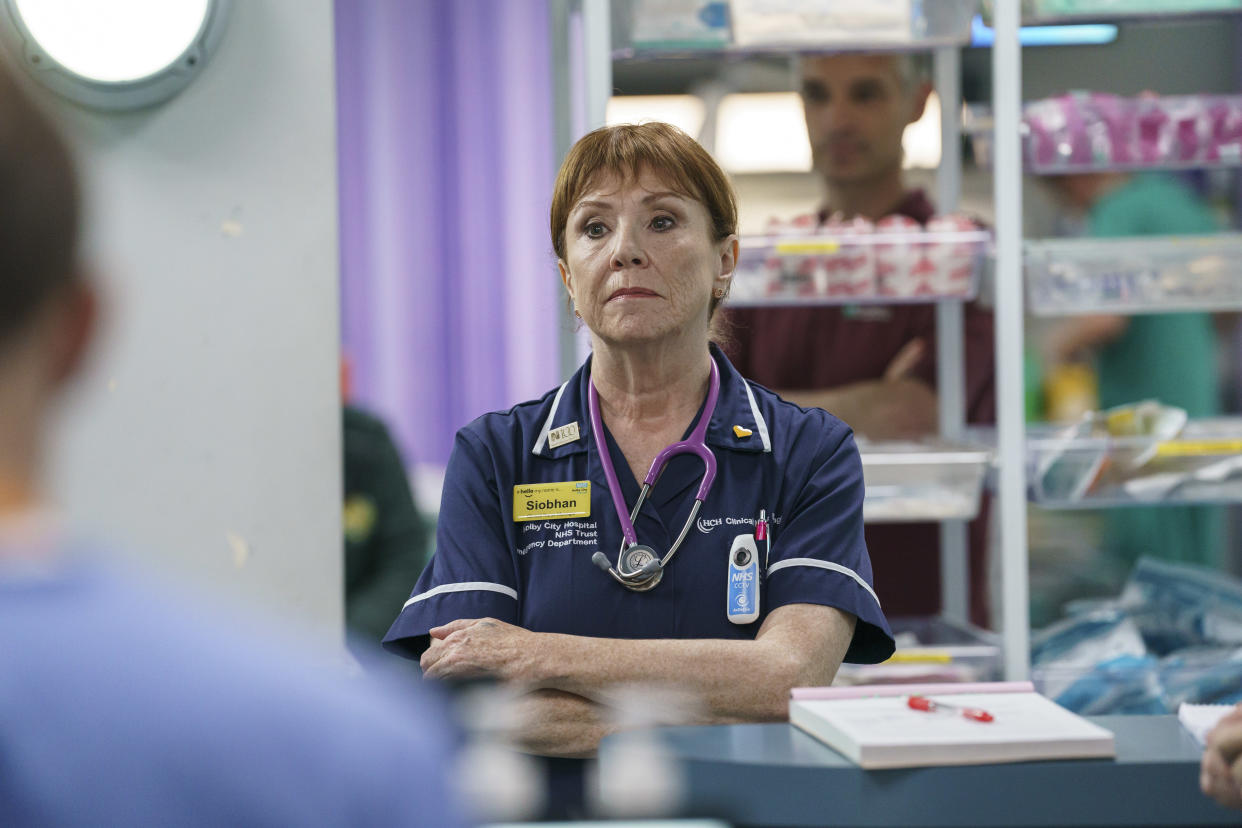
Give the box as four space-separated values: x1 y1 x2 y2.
562 0 1242 692
991 3 1242 680
583 0 988 626
992 2 1030 679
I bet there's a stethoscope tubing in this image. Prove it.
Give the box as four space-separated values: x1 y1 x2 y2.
588 356 721 587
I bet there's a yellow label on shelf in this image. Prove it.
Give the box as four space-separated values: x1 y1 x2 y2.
884 652 954 664
775 240 841 254
1105 407 1137 433
1155 440 1242 458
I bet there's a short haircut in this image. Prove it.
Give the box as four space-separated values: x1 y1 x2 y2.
549 122 738 318
0 62 80 346
550 122 737 261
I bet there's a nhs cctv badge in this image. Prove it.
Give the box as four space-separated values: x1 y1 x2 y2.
726 533 760 625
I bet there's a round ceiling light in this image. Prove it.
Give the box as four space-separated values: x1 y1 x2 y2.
0 0 230 110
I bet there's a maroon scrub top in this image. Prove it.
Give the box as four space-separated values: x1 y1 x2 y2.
723 190 996 627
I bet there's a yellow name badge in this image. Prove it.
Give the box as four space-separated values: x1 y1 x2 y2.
513 480 591 521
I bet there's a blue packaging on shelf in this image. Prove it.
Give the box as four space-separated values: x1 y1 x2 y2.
1122 557 1242 652
1050 654 1165 715
1030 608 1145 666
1031 558 1242 713
1160 646 1242 707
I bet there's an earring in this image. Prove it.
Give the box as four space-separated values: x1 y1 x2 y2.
573 308 582 319
712 288 726 299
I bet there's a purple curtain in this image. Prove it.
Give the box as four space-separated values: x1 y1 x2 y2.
336 0 562 471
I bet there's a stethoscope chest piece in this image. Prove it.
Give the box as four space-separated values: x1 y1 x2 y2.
619 545 662 591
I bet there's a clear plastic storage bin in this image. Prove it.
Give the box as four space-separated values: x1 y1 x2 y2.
610 0 978 57
834 615 1002 685
730 228 989 308
1002 0 1242 26
728 0 978 50
860 439 991 523
1028 417 1242 508
1026 235 1242 315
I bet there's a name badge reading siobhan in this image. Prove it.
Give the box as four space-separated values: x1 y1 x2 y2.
513 481 591 521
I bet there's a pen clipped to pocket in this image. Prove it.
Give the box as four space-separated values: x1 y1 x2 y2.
756 508 770 577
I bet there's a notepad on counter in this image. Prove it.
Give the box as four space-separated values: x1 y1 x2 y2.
1178 702 1235 746
789 681 1116 769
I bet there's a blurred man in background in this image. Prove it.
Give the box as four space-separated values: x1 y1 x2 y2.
0 59 466 827
726 53 996 626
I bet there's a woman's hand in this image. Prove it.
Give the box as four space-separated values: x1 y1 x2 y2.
421 617 538 683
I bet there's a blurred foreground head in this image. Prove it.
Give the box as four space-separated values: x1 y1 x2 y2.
0 61 96 505
0 64 471 828
0 62 80 343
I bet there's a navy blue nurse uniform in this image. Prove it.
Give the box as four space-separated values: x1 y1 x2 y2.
384 345 894 662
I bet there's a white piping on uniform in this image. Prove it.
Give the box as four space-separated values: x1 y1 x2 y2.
531 381 570 456
742 381 772 452
766 558 880 608
402 581 518 609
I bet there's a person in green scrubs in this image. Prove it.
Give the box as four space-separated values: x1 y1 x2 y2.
1044 172 1223 571
343 405 432 650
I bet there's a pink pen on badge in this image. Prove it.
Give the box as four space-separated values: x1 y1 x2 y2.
755 509 770 574
907 695 994 723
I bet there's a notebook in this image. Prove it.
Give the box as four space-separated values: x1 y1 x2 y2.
789 681 1116 769
1178 702 1235 746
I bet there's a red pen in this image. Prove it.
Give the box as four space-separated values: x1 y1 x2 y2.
907 695 994 723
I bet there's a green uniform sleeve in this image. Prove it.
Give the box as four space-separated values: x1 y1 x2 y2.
342 406 432 646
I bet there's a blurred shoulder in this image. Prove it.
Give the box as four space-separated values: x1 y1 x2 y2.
456 380 570 456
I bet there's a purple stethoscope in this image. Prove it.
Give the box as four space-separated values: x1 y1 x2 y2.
587 358 720 591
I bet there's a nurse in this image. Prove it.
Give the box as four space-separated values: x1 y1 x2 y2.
384 122 894 757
